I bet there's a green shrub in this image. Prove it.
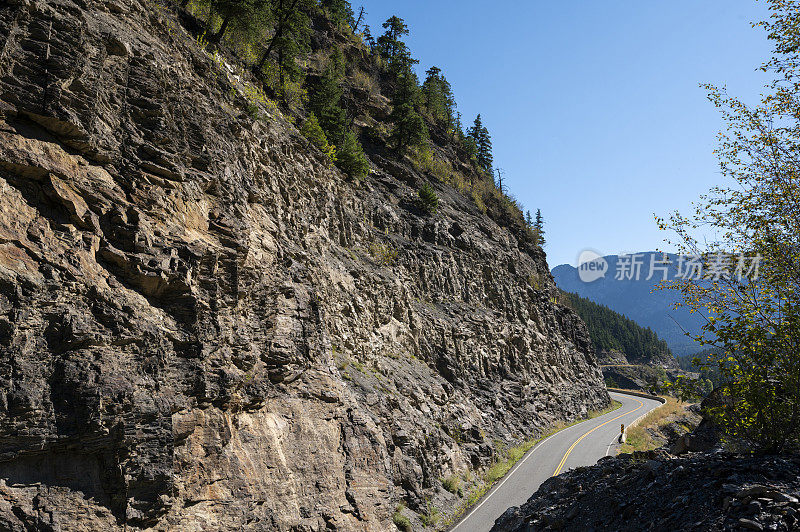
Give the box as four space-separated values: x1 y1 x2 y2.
411 146 457 185
301 113 336 162
418 182 439 215
471 187 487 213
246 102 260 120
393 505 412 532
419 503 440 527
279 78 308 111
336 129 370 179
368 242 398 266
441 474 463 496
352 68 377 94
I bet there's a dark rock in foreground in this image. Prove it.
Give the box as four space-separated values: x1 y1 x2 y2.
493 451 800 532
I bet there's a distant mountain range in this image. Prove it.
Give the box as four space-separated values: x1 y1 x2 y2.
552 252 706 356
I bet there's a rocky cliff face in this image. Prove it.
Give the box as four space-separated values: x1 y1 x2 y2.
0 1 607 530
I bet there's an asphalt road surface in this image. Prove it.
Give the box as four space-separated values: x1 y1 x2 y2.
450 391 663 532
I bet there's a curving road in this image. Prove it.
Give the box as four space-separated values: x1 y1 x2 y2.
450 392 663 532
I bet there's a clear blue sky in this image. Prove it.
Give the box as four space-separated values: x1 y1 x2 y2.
361 0 774 267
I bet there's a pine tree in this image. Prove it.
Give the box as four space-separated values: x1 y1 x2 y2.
525 210 533 228
209 0 239 42
208 0 270 44
376 16 417 74
362 24 375 50
307 48 369 178
337 129 370 179
462 134 478 161
376 16 407 60
468 114 493 174
421 66 456 128
309 48 348 143
321 0 354 29
389 67 428 153
255 0 313 87
478 124 493 172
418 182 439 214
534 209 546 246
467 114 482 142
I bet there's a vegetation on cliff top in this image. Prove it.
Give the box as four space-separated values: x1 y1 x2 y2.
167 0 546 247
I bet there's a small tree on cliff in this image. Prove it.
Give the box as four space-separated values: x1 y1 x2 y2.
337 129 370 179
308 48 369 178
389 65 428 153
418 182 439 214
422 66 456 128
376 16 416 75
468 114 493 174
534 209 545 246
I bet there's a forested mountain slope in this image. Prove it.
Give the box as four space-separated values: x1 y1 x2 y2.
562 292 677 368
553 253 705 356
0 1 607 530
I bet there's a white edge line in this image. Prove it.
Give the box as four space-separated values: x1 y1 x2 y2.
449 426 562 531
605 434 618 457
450 396 635 531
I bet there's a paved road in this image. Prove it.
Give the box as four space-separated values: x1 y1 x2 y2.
450 392 663 532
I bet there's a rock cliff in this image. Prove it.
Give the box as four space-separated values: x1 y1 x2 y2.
0 1 607 529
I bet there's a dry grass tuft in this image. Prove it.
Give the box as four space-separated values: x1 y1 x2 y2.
620 396 685 453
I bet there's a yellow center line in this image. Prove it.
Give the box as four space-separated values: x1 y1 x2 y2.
552 398 644 476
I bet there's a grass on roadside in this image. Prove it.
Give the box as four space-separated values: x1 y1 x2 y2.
619 396 681 453
441 399 623 528
484 400 623 484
